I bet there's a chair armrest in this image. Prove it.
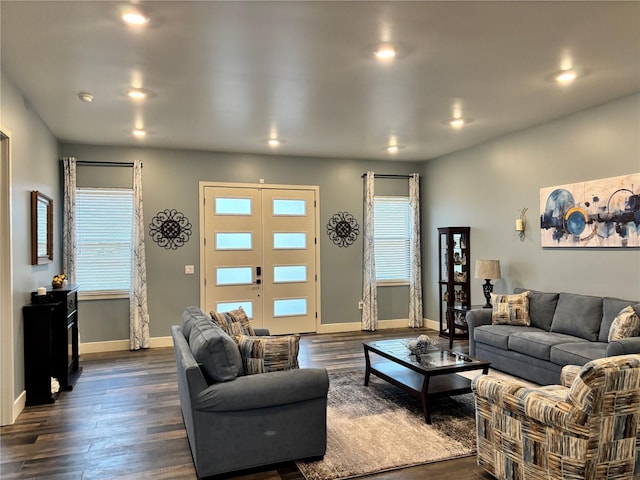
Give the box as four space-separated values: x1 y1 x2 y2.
466 309 493 357
606 337 640 356
194 368 329 412
521 388 586 429
471 375 527 408
474 375 582 430
561 365 582 387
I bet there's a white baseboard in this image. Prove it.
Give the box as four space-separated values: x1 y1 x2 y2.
10 390 25 425
80 320 441 353
424 318 439 331
80 336 173 354
316 318 437 334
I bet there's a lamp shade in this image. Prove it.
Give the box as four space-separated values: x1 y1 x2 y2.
475 259 501 280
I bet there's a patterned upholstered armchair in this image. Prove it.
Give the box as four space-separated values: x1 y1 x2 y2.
472 354 640 480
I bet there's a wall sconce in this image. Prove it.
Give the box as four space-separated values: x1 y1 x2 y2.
475 259 502 308
516 207 527 239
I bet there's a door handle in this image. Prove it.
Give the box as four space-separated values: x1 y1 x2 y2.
256 279 262 285
256 266 262 276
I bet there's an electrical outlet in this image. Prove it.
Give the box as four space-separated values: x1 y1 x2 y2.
184 265 195 275
358 300 364 310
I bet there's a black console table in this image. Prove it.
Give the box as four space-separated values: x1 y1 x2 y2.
23 285 82 406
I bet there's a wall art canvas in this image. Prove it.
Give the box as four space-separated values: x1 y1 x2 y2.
540 173 640 248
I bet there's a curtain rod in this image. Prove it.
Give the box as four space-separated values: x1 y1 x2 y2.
74 161 141 168
360 173 414 179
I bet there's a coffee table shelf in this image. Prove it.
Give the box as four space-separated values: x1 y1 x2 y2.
363 339 490 424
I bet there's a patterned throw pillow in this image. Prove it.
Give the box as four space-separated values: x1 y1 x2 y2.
210 306 255 337
237 335 300 375
491 291 531 326
608 305 640 342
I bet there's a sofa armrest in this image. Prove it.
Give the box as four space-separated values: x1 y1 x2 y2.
466 308 493 357
606 337 640 356
194 367 329 412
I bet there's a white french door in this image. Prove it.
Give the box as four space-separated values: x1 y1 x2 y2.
200 183 319 334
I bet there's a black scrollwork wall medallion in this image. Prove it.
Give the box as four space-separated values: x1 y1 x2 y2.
149 209 192 250
326 211 359 247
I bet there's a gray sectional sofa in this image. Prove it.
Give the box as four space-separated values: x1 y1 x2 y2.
467 289 640 385
171 306 329 478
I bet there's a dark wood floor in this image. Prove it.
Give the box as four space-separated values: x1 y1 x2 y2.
0 328 493 480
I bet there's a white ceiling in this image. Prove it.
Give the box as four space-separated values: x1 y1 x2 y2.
1 1 639 161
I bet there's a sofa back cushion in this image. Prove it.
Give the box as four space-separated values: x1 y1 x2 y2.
189 320 244 383
550 293 602 341
514 288 559 331
181 305 211 340
599 297 640 342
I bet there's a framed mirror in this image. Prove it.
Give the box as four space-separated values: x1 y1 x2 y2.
31 190 53 265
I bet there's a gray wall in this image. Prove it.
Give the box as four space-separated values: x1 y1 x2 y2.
59 143 418 342
1 71 61 398
422 93 640 324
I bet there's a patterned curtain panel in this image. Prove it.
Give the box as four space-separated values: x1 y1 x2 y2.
361 171 378 331
408 173 423 327
130 160 150 350
61 157 77 284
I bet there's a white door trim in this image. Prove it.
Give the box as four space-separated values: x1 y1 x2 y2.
0 125 16 425
199 181 321 331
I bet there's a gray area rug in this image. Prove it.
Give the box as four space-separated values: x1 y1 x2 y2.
296 370 477 480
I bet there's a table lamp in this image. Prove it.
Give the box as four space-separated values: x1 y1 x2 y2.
475 259 501 308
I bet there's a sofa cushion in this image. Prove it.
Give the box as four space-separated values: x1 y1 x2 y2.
474 325 543 350
491 291 530 326
181 305 211 340
210 306 255 337
508 331 588 361
550 342 608 367
514 289 559 331
237 335 300 375
608 305 640 342
599 298 640 342
189 321 244 382
549 293 603 341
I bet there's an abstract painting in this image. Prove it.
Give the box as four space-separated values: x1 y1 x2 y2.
540 173 640 247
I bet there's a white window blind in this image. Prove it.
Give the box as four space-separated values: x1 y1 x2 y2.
374 196 410 283
76 188 134 295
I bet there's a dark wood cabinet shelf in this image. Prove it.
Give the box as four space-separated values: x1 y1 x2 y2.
438 227 471 342
23 285 81 406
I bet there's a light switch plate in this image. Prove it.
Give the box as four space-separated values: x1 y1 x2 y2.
184 265 195 275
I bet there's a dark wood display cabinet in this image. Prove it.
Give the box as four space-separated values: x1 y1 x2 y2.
438 227 471 341
23 285 81 406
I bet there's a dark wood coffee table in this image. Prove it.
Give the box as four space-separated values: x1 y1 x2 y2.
363 338 490 424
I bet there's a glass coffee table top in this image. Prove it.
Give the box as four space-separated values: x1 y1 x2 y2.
364 338 481 371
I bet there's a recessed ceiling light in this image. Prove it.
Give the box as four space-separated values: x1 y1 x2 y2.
267 138 284 147
126 88 153 100
77 91 93 103
121 8 149 26
547 67 587 84
384 144 405 154
373 44 397 61
445 117 473 128
132 129 147 138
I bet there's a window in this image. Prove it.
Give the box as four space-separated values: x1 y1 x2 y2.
374 196 410 284
75 188 134 297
